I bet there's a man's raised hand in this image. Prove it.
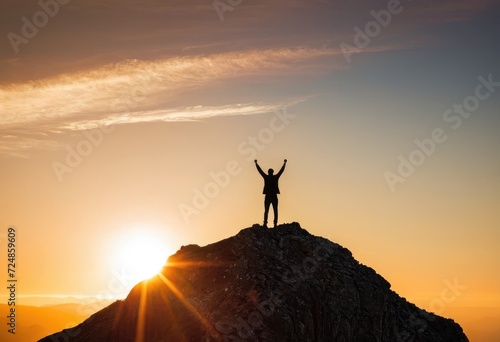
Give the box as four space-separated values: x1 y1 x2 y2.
284 159 287 163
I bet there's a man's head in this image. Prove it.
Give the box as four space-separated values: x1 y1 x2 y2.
268 168 274 175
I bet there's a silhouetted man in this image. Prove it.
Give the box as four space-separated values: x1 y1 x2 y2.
255 159 287 227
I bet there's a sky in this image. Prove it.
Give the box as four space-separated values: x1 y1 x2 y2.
0 0 499 329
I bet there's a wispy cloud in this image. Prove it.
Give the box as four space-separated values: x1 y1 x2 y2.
0 47 338 127
0 102 301 158
61 101 307 130
0 47 331 155
2 0 497 156
1 0 496 83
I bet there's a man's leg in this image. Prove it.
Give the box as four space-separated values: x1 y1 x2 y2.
264 195 271 227
272 195 278 227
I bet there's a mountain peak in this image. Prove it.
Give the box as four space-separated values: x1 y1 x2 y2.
41 222 468 341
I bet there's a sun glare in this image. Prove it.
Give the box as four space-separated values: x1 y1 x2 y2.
112 230 170 288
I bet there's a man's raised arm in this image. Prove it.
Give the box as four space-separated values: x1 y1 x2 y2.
276 159 287 177
254 160 266 177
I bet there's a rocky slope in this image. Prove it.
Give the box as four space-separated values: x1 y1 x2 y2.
40 223 468 341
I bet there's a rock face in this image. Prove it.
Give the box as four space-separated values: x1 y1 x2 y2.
40 223 468 341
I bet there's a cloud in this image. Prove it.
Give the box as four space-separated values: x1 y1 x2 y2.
0 101 305 158
1 0 497 156
61 101 308 130
0 47 338 128
0 136 62 158
0 47 330 155
1 0 496 84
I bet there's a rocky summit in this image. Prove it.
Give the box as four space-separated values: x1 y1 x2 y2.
40 222 468 341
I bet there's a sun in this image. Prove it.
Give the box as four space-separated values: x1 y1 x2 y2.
112 231 171 287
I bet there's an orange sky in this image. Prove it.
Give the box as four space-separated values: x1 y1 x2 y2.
1 0 499 328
